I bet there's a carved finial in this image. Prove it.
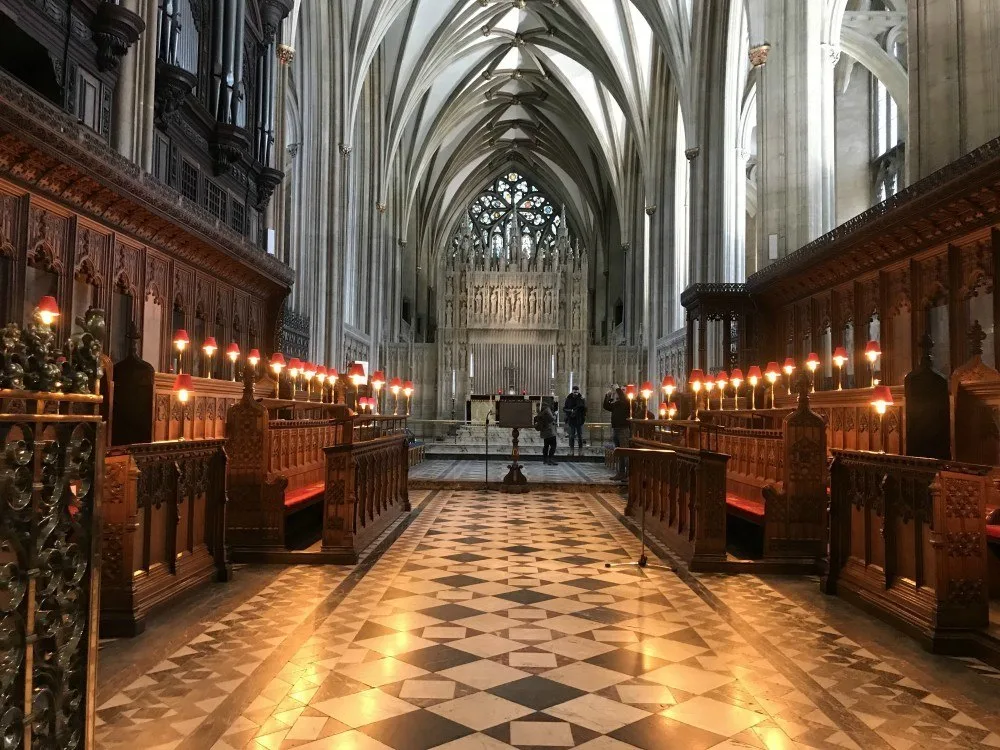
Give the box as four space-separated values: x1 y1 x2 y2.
969 320 986 357
793 370 811 411
918 331 934 367
241 358 256 402
126 319 141 358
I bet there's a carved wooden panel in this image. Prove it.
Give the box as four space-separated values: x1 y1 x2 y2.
145 250 168 305
113 239 142 295
173 263 195 317
75 223 109 287
0 189 19 256
248 298 263 348
27 202 69 272
919 254 950 308
233 290 249 349
888 268 911 314
958 239 993 299
215 283 233 344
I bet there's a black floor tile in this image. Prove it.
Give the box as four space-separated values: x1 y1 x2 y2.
361 708 474 750
488 675 586 710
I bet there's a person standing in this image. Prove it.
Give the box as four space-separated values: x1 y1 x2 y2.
563 386 587 455
602 385 631 481
534 402 558 465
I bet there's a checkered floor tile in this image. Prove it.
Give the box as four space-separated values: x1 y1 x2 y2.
96 485 1000 750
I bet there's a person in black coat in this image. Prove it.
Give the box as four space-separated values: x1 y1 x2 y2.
602 385 631 480
563 386 587 455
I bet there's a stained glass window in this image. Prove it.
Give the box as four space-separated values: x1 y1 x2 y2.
453 171 564 260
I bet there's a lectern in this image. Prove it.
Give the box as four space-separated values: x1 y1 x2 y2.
496 398 533 493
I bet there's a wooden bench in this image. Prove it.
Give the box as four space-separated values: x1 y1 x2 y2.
100 440 230 636
617 445 729 571
323 419 410 562
825 450 993 655
634 385 828 570
226 374 355 562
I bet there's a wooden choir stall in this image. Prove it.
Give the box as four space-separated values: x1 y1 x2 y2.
633 135 1000 664
225 370 410 564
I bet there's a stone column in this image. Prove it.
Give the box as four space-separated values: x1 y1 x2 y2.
755 0 835 267
907 0 1000 181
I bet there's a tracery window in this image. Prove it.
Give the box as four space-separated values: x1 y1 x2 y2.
456 172 563 261
872 35 905 203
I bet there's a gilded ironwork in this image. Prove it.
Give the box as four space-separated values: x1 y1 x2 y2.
0 313 105 750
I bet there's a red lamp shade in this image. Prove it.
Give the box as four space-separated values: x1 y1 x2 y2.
782 358 796 372
226 342 240 359
747 365 762 380
389 377 403 391
348 363 366 380
871 385 893 406
37 295 60 324
730 368 744 382
833 346 849 362
315 365 327 379
173 329 190 346
625 384 637 398
248 348 261 364
661 375 675 389
269 352 286 368
403 380 414 393
666 402 678 412
658 402 668 415
371 370 386 387
329 368 339 379
288 358 303 373
865 340 881 355
640 381 653 396
689 369 704 385
806 352 820 367
202 336 218 353
716 371 728 386
765 362 780 376
173 373 193 390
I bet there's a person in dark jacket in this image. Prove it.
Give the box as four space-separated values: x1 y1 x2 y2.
602 385 631 480
534 403 558 465
563 386 587 455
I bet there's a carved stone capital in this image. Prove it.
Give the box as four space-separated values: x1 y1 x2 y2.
340 143 353 157
376 202 387 214
748 43 771 68
684 146 700 161
277 44 296 65
645 205 657 216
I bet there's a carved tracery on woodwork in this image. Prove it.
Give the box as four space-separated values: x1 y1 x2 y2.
920 255 950 309
888 268 911 315
959 240 994 299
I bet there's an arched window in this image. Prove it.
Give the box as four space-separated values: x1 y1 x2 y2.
456 172 564 262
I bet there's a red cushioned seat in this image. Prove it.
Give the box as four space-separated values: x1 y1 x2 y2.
284 482 325 512
726 494 765 525
987 525 1000 544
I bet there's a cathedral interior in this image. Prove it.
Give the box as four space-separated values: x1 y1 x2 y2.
2 1 1000 748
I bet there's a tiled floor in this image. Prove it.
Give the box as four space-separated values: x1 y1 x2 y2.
409 459 617 486
95 487 1000 750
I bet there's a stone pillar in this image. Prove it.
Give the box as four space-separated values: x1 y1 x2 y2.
756 0 835 267
907 0 1000 181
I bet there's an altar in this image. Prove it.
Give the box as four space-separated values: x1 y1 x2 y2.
434 200 589 420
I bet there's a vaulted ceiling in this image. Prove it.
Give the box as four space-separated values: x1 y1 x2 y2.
365 0 693 263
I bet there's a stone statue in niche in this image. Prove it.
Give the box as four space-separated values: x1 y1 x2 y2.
571 343 581 371
444 300 453 328
543 288 553 317
528 288 537 319
557 343 565 371
572 299 582 329
490 287 498 317
513 290 523 322
474 287 483 315
459 297 467 324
